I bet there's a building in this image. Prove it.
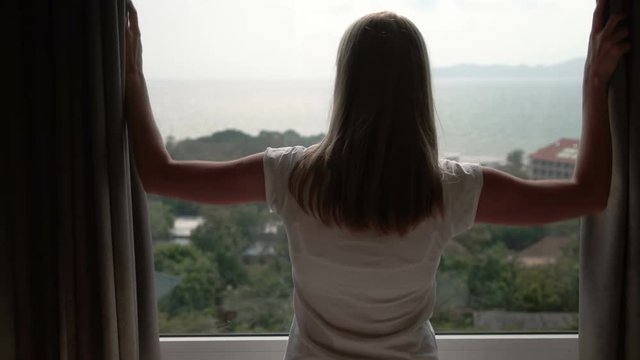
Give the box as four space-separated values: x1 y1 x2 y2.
154 272 182 301
516 235 575 267
170 216 204 245
528 138 579 179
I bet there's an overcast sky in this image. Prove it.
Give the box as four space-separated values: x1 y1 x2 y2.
134 0 594 80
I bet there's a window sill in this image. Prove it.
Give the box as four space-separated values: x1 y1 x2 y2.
159 334 578 360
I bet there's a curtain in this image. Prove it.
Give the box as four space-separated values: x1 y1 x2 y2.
580 0 639 359
3 0 161 359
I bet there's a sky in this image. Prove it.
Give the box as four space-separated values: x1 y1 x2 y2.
133 0 594 80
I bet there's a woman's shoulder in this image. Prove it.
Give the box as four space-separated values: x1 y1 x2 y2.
264 144 317 161
263 144 318 213
438 158 484 235
263 146 308 174
264 144 322 169
439 158 483 184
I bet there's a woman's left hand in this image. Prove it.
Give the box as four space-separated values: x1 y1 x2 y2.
584 0 630 87
126 1 143 78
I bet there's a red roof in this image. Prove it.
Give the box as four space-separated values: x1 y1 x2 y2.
529 138 579 164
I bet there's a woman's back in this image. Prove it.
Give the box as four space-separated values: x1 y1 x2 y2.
264 146 482 359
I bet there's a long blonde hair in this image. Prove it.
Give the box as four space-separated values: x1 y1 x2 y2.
289 11 443 236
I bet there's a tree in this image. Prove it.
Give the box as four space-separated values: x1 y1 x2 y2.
149 193 201 217
167 129 323 162
451 224 493 255
157 311 219 334
512 237 579 312
223 260 293 332
507 149 524 169
467 243 519 310
544 219 581 237
191 206 249 288
147 199 174 241
154 243 224 317
231 204 270 240
486 224 545 251
496 149 528 179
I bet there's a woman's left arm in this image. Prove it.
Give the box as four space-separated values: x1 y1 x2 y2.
124 2 266 204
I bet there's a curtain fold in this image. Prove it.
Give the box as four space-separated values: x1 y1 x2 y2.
580 0 639 359
3 0 161 359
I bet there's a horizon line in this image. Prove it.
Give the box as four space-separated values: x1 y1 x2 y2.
146 57 587 82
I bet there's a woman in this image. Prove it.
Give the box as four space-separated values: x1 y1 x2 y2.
125 1 629 359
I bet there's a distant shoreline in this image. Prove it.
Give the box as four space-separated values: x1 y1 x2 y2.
150 76 582 159
432 57 585 79
147 57 586 83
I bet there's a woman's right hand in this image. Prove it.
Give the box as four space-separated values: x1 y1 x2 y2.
584 0 631 86
126 1 144 79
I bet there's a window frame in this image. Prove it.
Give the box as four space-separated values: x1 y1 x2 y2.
149 1 585 355
159 334 578 360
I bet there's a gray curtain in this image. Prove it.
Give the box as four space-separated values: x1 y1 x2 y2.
3 0 161 359
580 0 639 359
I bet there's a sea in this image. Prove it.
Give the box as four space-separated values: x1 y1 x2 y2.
147 77 582 163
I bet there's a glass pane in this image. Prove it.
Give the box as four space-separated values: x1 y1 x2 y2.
135 0 591 334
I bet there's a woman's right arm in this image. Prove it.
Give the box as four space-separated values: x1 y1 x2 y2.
475 1 630 226
124 2 266 205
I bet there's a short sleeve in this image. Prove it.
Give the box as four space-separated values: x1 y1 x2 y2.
440 159 484 236
263 146 307 214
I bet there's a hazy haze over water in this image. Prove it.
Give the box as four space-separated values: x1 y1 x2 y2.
149 77 582 161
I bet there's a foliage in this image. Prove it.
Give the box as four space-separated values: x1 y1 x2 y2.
507 149 524 169
467 243 519 310
545 219 581 237
153 194 201 217
166 129 323 161
440 231 578 313
495 148 529 179
153 202 297 333
191 210 247 288
154 243 224 316
435 220 579 330
157 311 220 334
224 259 294 333
192 207 247 254
151 133 582 333
147 198 174 241
486 224 545 251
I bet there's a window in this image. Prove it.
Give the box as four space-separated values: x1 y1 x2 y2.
135 0 591 357
158 335 578 360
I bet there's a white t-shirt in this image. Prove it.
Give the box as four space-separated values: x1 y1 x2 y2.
263 146 483 360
